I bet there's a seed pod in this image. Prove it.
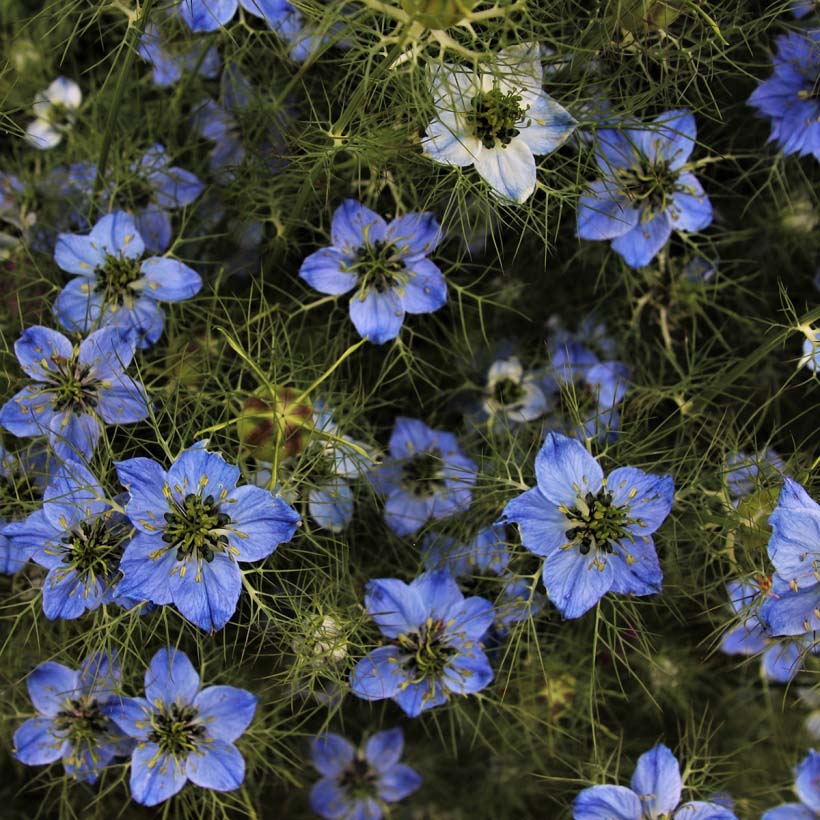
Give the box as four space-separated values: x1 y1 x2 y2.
236 388 314 462
399 0 477 29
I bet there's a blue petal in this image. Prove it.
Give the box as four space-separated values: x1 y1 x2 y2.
107 696 152 740
54 232 105 275
363 728 403 772
311 733 356 777
760 577 820 636
610 212 672 268
309 777 352 820
503 486 569 558
226 484 300 560
238 0 295 26
542 546 614 619
150 166 204 210
762 640 803 683
795 749 820 814
14 326 73 380
185 740 245 791
53 277 104 334
365 578 426 637
647 109 697 171
139 257 203 301
129 743 188 806
517 93 577 155
387 417 434 458
445 594 495 641
441 647 494 695
577 182 640 241
761 807 817 820
673 801 739 820
77 326 137 378
768 478 820 582
383 488 434 536
377 763 422 801
145 648 200 705
27 662 80 716
535 432 604 506
384 212 441 257
349 646 405 702
349 288 405 345
96 377 150 424
331 200 386 254
299 248 358 295
401 258 447 315
631 744 681 817
50 411 101 462
116 457 169 534
170 552 242 631
134 205 172 254
42 566 104 619
393 678 447 717
167 448 240 504
411 569 463 620
193 685 257 743
308 478 354 532
89 211 145 259
0 385 57 437
669 172 712 232
572 785 642 820
179 0 238 30
14 717 65 765
473 140 537 204
607 467 674 536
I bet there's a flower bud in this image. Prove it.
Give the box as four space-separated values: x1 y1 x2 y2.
237 388 314 462
399 0 477 28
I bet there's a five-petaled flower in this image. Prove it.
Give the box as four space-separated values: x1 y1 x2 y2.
299 200 447 345
576 109 712 268
0 325 150 460
13 652 130 783
349 569 495 717
370 417 476 536
114 444 300 632
53 210 203 348
309 728 422 820
423 42 577 203
109 648 257 806
572 743 739 820
501 432 674 619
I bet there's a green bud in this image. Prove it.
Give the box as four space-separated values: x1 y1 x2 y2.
237 388 314 462
399 0 477 29
616 0 684 34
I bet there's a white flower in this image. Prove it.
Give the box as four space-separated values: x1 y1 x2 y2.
482 355 550 422
25 77 82 150
423 43 577 203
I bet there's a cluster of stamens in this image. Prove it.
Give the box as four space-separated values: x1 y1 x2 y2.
350 239 409 296
54 516 126 585
47 354 97 413
162 493 231 564
616 158 676 216
490 377 527 408
54 696 110 746
466 87 527 150
396 617 454 682
97 253 143 306
339 754 378 798
562 487 631 556
400 449 446 498
148 703 206 756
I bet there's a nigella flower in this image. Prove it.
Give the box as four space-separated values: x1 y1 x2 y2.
572 744 738 820
501 432 674 619
299 200 447 345
53 210 202 349
762 749 820 820
480 356 552 424
25 77 82 150
577 109 712 268
760 479 820 636
109 648 257 806
748 29 820 162
138 20 221 87
3 460 134 619
423 525 545 631
423 42 577 203
0 325 149 460
370 417 476 536
350 569 494 717
310 729 422 820
114 444 300 632
178 0 297 33
13 652 130 782
720 579 817 682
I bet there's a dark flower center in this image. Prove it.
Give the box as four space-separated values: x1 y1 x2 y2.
401 449 446 497
148 702 206 756
339 755 378 798
616 159 677 216
466 87 527 149
397 616 454 680
97 254 143 305
562 488 632 556
162 493 231 564
54 696 111 746
491 377 527 407
53 515 130 586
352 239 408 294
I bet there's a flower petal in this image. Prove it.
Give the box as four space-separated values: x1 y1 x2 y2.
185 740 245 791
349 288 405 344
139 257 203 302
194 685 257 743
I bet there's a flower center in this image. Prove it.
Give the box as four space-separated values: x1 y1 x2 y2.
52 515 129 586
97 254 143 305
162 493 231 564
351 239 409 295
54 695 110 746
397 616 454 681
616 159 677 216
48 354 97 413
148 702 206 756
466 87 527 149
491 377 527 407
339 754 378 799
561 487 631 556
401 449 446 497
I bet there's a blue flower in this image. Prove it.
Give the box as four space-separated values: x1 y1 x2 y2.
577 109 712 268
13 652 130 783
501 432 674 619
3 459 135 619
573 744 738 820
178 0 297 33
109 647 257 806
423 43 576 203
349 569 495 716
760 478 820 636
720 579 817 683
0 325 150 460
481 356 552 424
114 444 300 631
370 417 476 536
748 30 820 163
762 749 820 820
423 525 545 631
299 200 447 345
53 211 203 348
309 729 422 820
138 20 221 87
791 0 817 17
